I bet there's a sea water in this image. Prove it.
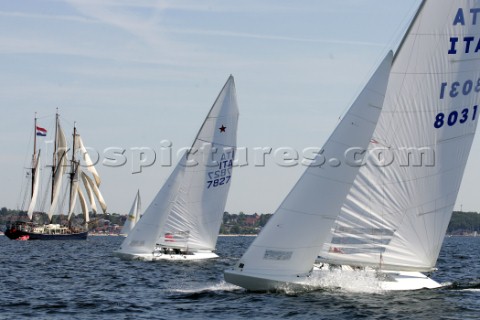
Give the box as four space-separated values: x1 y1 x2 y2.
0 235 478 320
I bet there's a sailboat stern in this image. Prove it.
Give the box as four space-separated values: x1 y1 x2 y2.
375 270 442 291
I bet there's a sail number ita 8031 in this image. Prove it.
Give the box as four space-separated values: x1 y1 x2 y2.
434 105 477 129
439 79 480 100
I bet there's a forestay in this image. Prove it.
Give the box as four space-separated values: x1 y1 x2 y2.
232 53 392 277
319 0 480 272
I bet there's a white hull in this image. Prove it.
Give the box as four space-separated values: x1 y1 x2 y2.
224 265 442 292
115 250 219 261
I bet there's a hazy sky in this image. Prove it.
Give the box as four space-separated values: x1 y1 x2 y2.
1 0 479 215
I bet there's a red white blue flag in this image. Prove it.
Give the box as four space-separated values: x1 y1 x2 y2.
36 126 47 136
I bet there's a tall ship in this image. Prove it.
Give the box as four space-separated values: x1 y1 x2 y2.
4 111 107 240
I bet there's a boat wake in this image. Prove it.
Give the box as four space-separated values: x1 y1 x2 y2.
306 269 383 294
168 280 241 298
443 279 480 291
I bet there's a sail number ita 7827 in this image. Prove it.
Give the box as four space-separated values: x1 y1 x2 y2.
207 168 232 188
206 150 234 189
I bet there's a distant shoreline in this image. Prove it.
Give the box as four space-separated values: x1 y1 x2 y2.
88 233 258 237
1 233 478 238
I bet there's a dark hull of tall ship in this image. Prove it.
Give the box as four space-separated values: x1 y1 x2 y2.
4 222 88 240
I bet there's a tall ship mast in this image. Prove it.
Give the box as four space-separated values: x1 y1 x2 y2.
5 111 107 240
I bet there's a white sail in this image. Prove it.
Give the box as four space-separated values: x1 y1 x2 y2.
77 187 89 224
67 168 80 221
135 191 142 221
7 113 105 241
229 54 392 278
121 190 142 236
118 75 239 257
77 135 101 187
81 171 98 214
47 121 68 221
319 0 480 272
27 152 41 220
84 172 107 213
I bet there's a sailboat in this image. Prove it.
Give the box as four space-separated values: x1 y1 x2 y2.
115 75 239 260
120 190 142 237
225 0 480 291
224 52 393 291
4 112 107 240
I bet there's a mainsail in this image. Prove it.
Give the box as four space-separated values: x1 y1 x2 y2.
77 187 89 224
27 151 41 220
81 171 98 214
64 130 106 220
77 135 101 187
47 120 68 221
83 171 107 213
319 0 480 272
67 167 80 220
118 75 239 256
229 53 392 277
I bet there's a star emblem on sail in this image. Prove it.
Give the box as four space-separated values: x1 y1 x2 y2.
116 75 239 260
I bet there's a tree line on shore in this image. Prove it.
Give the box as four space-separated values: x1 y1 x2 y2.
1 207 479 235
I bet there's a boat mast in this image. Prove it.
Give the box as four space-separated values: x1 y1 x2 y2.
69 123 77 220
32 112 37 200
51 109 59 204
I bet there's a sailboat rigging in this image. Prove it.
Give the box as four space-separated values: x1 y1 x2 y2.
5 111 106 240
115 75 239 260
224 52 393 291
225 0 480 291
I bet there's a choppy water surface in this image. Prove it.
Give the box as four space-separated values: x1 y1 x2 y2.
0 235 479 319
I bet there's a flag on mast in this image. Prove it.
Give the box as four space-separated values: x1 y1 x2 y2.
36 126 47 136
